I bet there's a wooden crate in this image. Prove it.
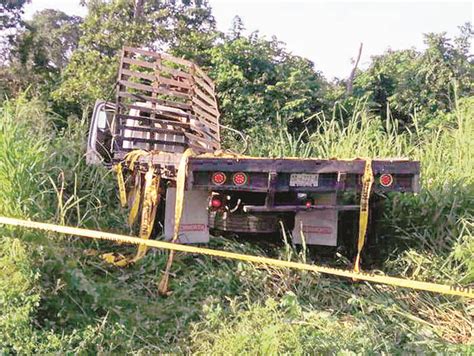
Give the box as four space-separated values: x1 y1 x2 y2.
113 47 220 157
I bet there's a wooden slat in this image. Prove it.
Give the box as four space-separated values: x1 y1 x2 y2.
123 57 192 81
121 68 155 82
188 121 219 141
160 65 191 79
194 86 217 108
117 91 191 111
194 124 219 140
186 139 211 151
119 80 190 99
160 52 193 68
123 46 163 59
122 56 156 70
116 48 127 109
184 132 219 149
195 66 215 89
121 136 187 145
116 47 221 156
194 76 216 99
187 142 214 153
157 75 191 90
122 103 191 121
192 105 219 127
117 114 191 130
192 96 220 117
195 125 219 141
184 130 219 146
118 146 185 155
119 124 184 136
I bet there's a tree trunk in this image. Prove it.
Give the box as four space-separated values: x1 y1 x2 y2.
346 42 363 96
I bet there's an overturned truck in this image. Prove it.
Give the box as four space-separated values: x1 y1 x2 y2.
87 47 420 255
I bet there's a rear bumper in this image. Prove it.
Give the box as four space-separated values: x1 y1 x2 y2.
243 204 360 213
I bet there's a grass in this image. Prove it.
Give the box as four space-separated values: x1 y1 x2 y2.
0 95 472 353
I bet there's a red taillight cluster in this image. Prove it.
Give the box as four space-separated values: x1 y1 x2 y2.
211 172 248 186
232 172 248 186
210 197 222 208
211 171 226 185
379 173 393 187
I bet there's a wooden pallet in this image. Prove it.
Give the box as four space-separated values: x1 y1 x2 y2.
114 47 220 157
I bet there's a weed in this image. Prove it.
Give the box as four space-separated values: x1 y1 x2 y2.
0 95 472 353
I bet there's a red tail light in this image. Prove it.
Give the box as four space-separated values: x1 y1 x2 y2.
232 172 248 186
379 174 393 187
211 172 226 185
305 200 312 209
210 197 222 208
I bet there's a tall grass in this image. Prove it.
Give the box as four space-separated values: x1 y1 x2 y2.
0 96 128 353
0 98 51 220
207 97 473 352
0 95 472 353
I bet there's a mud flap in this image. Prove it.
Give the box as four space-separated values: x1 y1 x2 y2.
164 188 210 243
292 193 338 246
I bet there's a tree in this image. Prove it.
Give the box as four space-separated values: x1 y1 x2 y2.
228 15 245 40
0 0 29 31
1 9 82 102
207 31 328 132
13 9 82 71
0 0 30 62
351 24 473 126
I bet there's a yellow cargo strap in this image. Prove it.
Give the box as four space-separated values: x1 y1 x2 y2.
127 173 141 227
114 163 127 207
158 148 195 295
133 165 161 262
354 159 374 274
0 216 472 298
124 149 149 171
105 150 162 266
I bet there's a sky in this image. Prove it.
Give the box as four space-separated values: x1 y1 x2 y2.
23 0 473 80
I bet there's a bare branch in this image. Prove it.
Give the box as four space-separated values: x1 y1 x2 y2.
346 42 363 96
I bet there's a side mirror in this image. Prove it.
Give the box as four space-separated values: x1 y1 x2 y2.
86 100 116 165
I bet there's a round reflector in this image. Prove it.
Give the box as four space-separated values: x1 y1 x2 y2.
232 172 248 186
211 197 222 208
305 200 312 209
211 172 226 185
379 174 393 187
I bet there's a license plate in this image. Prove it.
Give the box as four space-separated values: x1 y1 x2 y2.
289 173 319 187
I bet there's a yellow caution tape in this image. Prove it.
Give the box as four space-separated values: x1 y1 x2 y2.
114 163 127 208
0 216 472 298
354 159 374 273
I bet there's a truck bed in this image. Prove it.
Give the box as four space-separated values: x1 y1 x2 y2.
115 152 420 194
188 156 420 193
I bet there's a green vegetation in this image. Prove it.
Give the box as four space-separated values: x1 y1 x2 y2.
0 0 472 353
0 93 472 353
